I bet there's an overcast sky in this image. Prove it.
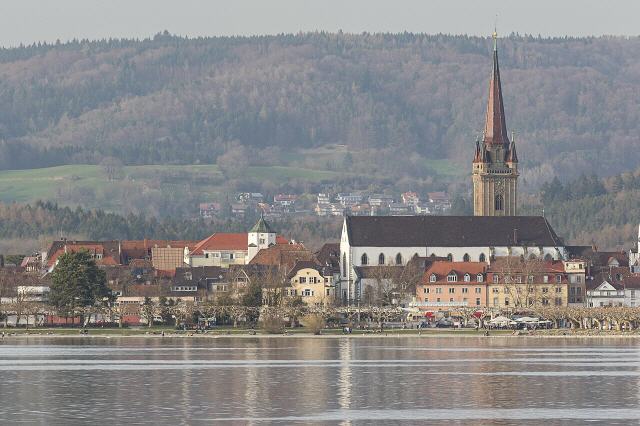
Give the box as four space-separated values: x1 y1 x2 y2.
1 0 638 47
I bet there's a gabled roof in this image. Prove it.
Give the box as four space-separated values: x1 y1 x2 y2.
286 260 326 280
422 261 487 284
249 243 315 271
345 216 563 248
46 240 120 268
315 243 340 269
191 233 288 255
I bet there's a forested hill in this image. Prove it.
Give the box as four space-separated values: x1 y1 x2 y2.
0 32 639 188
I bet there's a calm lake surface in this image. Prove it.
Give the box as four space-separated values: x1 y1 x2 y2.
1 336 640 425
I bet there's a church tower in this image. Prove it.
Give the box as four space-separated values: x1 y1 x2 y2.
472 31 519 216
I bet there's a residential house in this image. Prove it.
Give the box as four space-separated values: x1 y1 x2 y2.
416 261 487 309
285 260 335 306
401 192 420 205
486 257 569 309
199 202 221 218
564 259 587 306
336 193 362 207
185 217 289 267
368 194 394 207
273 194 297 207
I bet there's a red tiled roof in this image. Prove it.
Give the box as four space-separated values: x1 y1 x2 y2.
191 233 289 255
422 261 487 284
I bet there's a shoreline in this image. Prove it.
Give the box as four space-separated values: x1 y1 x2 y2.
3 329 640 339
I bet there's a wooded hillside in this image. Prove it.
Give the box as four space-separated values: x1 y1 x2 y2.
1 32 639 188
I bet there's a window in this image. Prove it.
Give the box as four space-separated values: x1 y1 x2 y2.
430 274 437 283
462 288 469 294
395 253 403 265
542 298 549 306
300 277 307 284
528 275 534 284
477 274 483 282
475 288 482 294
504 298 509 306
479 253 486 263
516 275 522 283
543 275 549 283
259 238 265 244
555 287 562 293
423 288 430 294
554 297 562 306
447 253 453 262
493 275 500 283
476 298 481 306
449 287 455 294
494 194 504 211
447 273 457 282
436 298 441 303
361 253 368 265
303 289 313 297
556 275 562 284
493 297 499 306
464 274 471 282
326 289 331 296
542 287 548 293
544 254 553 261
492 288 499 294
449 298 454 302
342 253 347 276
463 253 470 262
436 288 442 294
576 276 582 283
378 253 385 265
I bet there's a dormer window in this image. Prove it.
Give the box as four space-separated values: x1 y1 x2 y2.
476 274 483 282
464 273 471 282
447 273 457 282
429 274 437 283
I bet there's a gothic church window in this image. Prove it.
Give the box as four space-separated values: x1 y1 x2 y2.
494 194 504 211
479 253 486 262
463 253 470 262
378 253 385 265
342 253 347 276
395 253 402 265
361 253 368 265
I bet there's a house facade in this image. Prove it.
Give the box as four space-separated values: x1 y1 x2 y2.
416 261 488 309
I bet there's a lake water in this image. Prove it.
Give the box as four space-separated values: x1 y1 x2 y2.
1 336 640 425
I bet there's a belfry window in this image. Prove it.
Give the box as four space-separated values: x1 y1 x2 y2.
494 194 504 211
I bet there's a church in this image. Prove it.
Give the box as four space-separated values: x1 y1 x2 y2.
338 32 568 304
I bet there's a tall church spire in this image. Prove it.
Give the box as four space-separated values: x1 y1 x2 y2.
483 31 509 146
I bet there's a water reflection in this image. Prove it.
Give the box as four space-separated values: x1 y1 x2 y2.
0 336 639 424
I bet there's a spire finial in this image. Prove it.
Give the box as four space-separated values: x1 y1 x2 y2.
493 17 498 52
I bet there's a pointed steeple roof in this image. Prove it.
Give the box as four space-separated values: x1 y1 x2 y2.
483 31 509 146
250 214 274 234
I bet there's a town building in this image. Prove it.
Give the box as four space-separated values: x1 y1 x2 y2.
340 215 567 303
472 31 519 216
416 261 488 309
286 261 335 306
184 217 288 268
485 257 569 309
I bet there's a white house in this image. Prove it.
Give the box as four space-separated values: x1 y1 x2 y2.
587 280 625 307
339 215 567 304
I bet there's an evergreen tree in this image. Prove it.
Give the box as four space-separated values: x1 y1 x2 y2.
49 251 110 316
